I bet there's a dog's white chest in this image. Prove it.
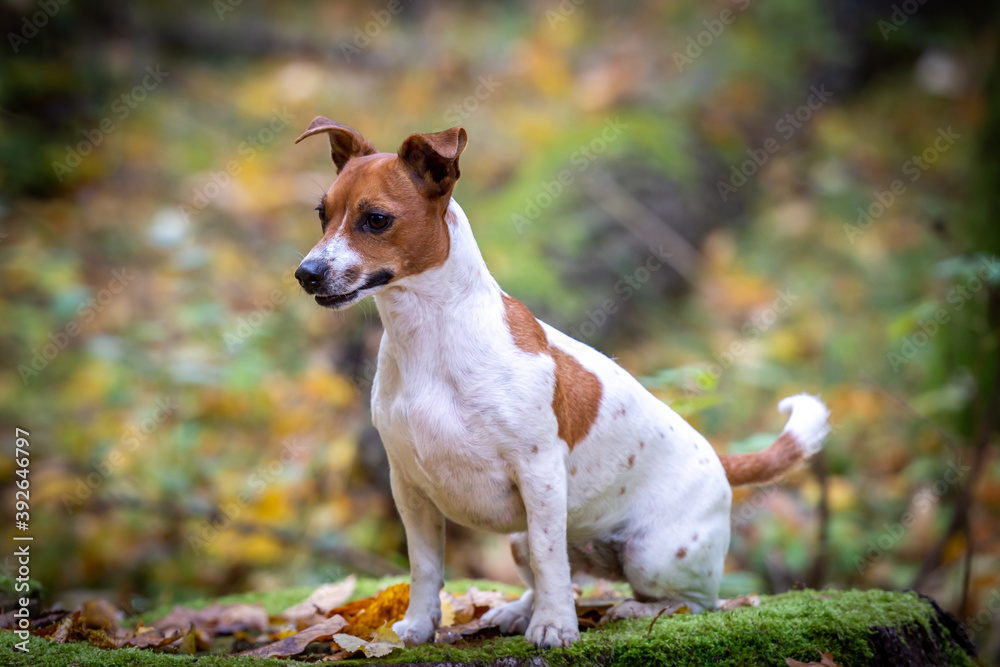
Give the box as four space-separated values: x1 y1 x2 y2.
371 338 535 533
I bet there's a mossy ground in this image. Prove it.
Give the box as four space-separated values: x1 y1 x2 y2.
0 582 976 667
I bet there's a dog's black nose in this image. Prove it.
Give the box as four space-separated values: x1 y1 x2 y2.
295 260 327 294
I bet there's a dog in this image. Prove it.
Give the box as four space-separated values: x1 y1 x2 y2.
293 117 830 649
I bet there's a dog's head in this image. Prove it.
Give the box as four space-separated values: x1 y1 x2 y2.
293 118 467 309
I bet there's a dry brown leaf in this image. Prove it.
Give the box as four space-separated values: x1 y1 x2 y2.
51 613 77 644
719 594 761 612
333 625 403 658
28 610 70 635
447 587 506 624
282 576 357 621
215 603 269 635
152 603 220 635
178 625 199 655
114 620 172 649
575 597 622 628
80 599 119 632
786 650 842 667
341 583 409 639
435 618 502 644
237 614 347 658
439 591 457 626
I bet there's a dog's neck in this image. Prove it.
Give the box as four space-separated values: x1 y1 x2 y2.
374 199 502 355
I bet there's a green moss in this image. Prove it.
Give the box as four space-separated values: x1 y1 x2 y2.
1 585 975 667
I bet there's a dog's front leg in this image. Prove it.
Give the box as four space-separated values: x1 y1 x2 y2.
515 450 579 649
389 464 444 645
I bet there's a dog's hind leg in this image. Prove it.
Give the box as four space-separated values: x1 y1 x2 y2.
609 496 731 621
481 533 535 634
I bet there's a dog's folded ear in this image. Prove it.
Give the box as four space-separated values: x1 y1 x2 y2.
398 127 468 199
295 117 377 173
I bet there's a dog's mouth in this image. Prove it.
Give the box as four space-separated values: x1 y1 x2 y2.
314 269 394 309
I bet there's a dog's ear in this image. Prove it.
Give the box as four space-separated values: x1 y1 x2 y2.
398 127 468 199
295 117 377 173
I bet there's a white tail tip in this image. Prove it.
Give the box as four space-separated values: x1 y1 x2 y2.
778 393 830 456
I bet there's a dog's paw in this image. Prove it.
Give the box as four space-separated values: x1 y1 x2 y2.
392 615 435 646
524 615 579 649
481 598 532 635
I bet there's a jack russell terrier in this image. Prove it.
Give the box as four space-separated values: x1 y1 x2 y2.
293 118 830 649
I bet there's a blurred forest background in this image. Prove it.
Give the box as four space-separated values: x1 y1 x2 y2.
1 0 999 659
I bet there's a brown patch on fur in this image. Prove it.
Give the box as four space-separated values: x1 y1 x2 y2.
627 454 635 468
313 153 452 282
502 294 548 355
531 445 538 454
501 296 603 450
719 431 805 487
676 546 687 559
511 539 527 569
619 486 626 495
551 346 603 450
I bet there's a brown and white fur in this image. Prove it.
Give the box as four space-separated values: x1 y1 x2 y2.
293 118 830 649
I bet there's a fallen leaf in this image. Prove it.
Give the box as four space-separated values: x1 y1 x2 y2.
25 609 69 634
439 591 457 626
115 620 170 649
216 603 269 634
152 603 220 635
333 625 403 658
282 576 357 621
237 614 348 658
719 594 761 612
575 597 622 628
447 587 507 624
435 618 502 644
51 613 77 644
177 623 210 654
80 599 119 632
341 583 409 639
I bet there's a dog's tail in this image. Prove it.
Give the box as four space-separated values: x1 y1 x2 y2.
719 394 830 487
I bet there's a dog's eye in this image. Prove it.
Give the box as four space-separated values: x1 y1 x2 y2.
366 213 391 231
314 204 325 227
